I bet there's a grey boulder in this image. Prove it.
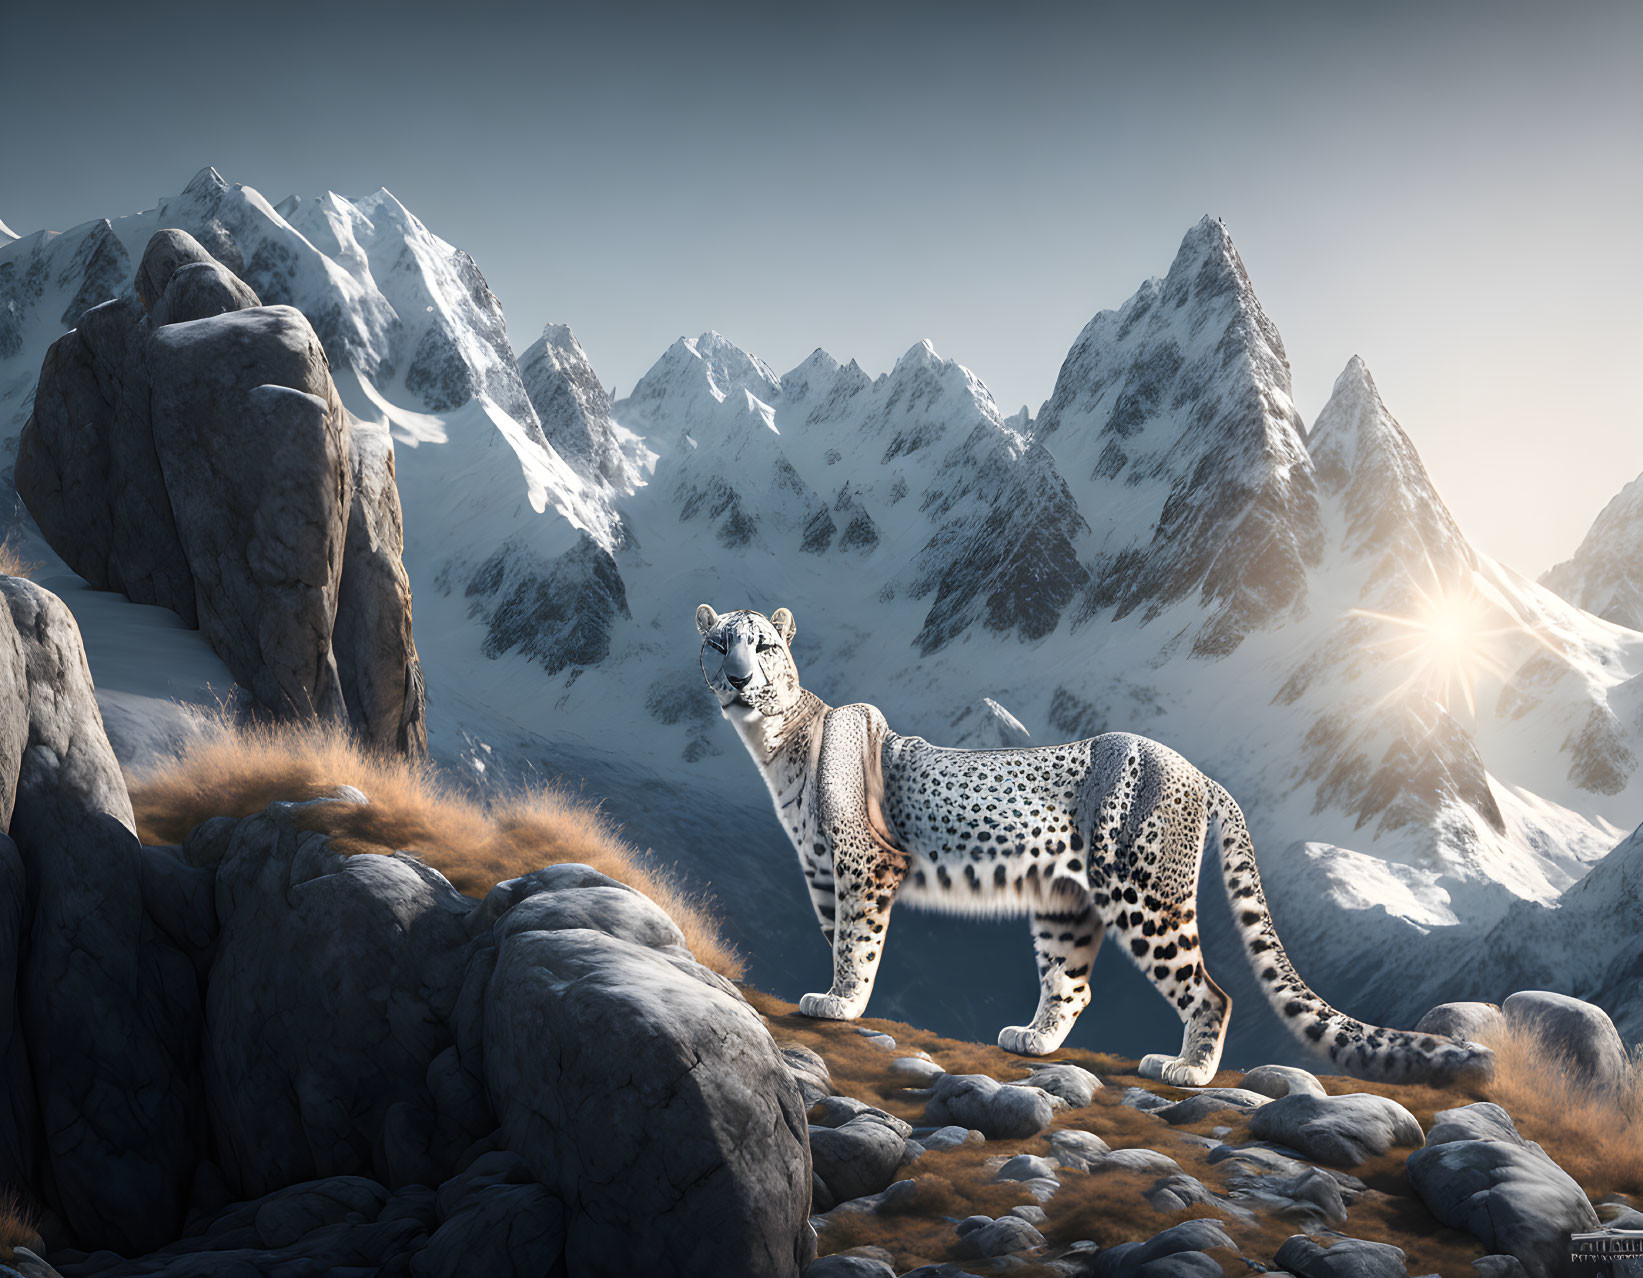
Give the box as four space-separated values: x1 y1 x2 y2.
808 1116 907 1206
1022 1062 1101 1107
1241 1064 1327 1099
1405 1102 1599 1278
1414 1002 1505 1043
952 1214 1045 1259
1085 1219 1237 1277
1248 1092 1424 1166
1502 990 1634 1096
1273 1234 1411 1278
923 1073 1057 1139
804 1255 897 1278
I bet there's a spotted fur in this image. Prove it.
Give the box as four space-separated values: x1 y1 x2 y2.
696 605 1494 1087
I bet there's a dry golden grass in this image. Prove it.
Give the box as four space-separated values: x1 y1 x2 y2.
0 1188 40 1261
126 719 743 979
1475 1018 1643 1194
0 539 35 579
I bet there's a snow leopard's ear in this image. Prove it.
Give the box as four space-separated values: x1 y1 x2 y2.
695 604 720 636
770 607 797 644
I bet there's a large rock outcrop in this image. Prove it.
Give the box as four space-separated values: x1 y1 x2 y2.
0 576 811 1274
16 228 425 752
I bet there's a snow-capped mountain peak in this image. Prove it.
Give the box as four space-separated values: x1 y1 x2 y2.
1309 355 1472 582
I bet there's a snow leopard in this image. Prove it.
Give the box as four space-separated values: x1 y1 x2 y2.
696 604 1494 1087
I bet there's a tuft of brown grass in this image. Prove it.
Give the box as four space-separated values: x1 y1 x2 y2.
1475 1019 1643 1195
126 718 744 980
0 539 35 580
0 1188 41 1261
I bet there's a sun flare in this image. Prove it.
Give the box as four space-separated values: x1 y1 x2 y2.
1348 568 1522 718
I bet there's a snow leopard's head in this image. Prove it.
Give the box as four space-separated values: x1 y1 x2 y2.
696 605 802 718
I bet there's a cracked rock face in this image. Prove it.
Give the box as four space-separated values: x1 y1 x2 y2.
1405 1102 1599 1278
17 228 425 752
0 577 809 1273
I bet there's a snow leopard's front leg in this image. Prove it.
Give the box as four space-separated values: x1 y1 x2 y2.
801 847 837 948
800 704 906 1021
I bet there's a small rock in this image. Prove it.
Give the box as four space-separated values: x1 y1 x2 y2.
1089 1147 1184 1177
1088 1219 1237 1277
924 1073 1057 1140
805 1253 897 1277
1121 1086 1172 1113
1273 1234 1411 1278
1471 1258 1529 1278
1157 1088 1269 1125
1023 1062 1102 1107
952 1214 1046 1259
809 1116 907 1204
1503 990 1634 1096
1009 1204 1048 1226
918 1125 984 1151
1241 1064 1327 1099
1415 1002 1505 1043
873 1178 919 1214
890 1056 946 1086
1144 1174 1223 1214
810 1095 913 1138
994 1154 1058 1183
1130 1253 1223 1278
1048 1128 1111 1171
854 1028 897 1050
1249 1092 1424 1166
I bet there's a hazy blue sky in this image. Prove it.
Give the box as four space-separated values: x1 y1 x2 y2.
3 0 1638 575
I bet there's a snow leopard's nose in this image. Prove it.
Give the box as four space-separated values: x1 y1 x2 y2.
727 671 752 689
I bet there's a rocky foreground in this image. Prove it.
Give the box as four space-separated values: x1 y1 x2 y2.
756 991 1637 1278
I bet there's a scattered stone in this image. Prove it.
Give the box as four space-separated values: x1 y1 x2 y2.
924 1073 1057 1140
1415 1002 1505 1043
994 1154 1057 1183
1157 1088 1269 1125
1009 1204 1048 1226
1023 1062 1102 1107
1048 1128 1112 1171
1273 1234 1411 1278
1249 1092 1424 1166
1084 1219 1237 1277
1471 1258 1528 1278
809 1116 907 1205
918 1125 984 1151
1406 1102 1599 1278
854 1028 897 1050
805 1254 897 1278
1121 1087 1172 1114
890 1056 946 1086
1128 1253 1223 1278
810 1095 912 1138
1502 990 1634 1096
1087 1147 1184 1177
1241 1064 1327 1099
952 1214 1046 1259
1144 1174 1224 1214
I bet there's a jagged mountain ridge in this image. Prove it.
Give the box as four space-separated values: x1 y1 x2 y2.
3 176 1640 1062
1542 472 1643 631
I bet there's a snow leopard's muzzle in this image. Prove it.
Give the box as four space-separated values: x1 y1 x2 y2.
695 604 801 718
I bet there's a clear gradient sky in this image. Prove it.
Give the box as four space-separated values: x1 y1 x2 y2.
2 0 1638 576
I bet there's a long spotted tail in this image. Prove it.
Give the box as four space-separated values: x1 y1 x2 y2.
1205 779 1494 1086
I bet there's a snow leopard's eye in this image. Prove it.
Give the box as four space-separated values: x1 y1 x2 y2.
707 635 727 654
756 640 778 653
